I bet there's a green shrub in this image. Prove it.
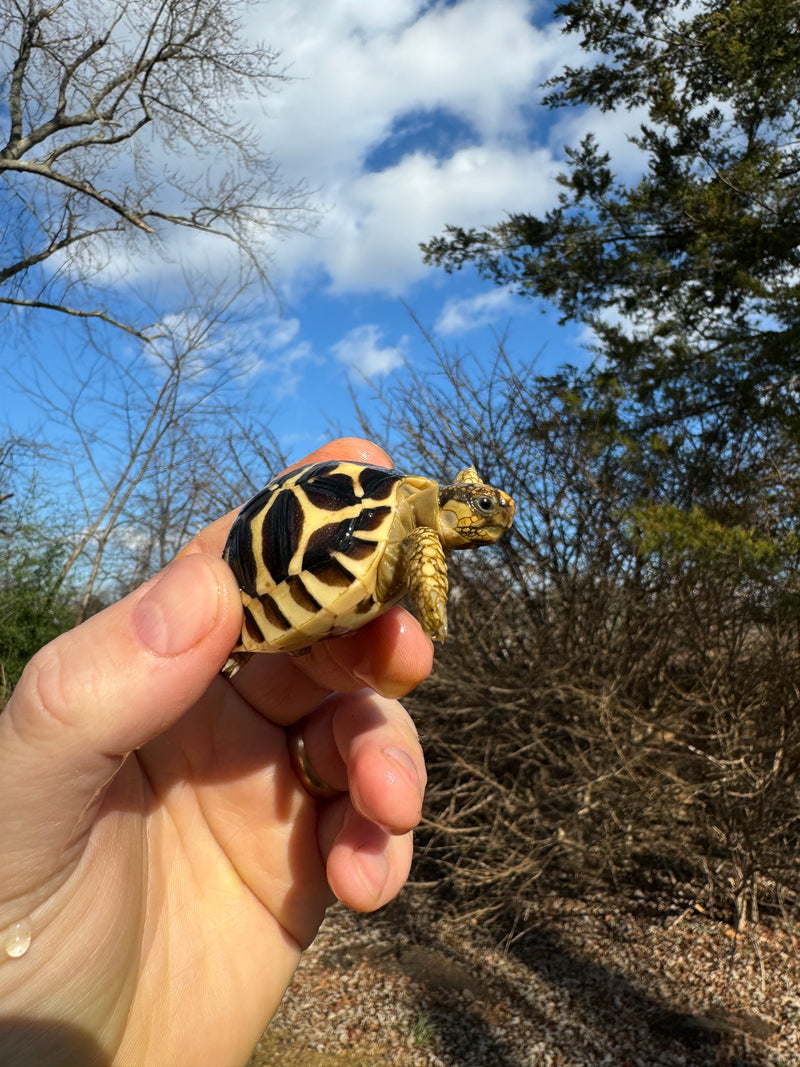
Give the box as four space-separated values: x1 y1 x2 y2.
0 529 78 707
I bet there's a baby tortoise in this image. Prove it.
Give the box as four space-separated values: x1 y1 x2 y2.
222 460 515 673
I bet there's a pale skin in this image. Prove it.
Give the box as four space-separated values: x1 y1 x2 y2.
0 438 432 1067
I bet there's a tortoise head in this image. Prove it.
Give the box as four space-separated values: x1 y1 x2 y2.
436 466 515 549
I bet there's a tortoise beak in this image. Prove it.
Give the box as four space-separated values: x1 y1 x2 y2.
498 492 515 528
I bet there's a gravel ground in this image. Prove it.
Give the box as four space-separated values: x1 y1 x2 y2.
248 890 800 1067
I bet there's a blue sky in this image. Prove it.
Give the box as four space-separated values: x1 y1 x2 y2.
233 0 592 455
3 0 641 471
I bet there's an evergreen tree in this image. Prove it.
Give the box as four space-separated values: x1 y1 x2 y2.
0 525 78 703
422 0 800 449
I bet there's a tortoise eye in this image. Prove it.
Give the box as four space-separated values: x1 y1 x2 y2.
473 495 496 516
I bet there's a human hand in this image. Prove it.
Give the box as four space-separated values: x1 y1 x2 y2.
0 438 432 1067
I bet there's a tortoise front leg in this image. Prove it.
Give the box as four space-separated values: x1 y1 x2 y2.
402 526 449 641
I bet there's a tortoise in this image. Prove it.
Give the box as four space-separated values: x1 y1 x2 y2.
222 460 515 674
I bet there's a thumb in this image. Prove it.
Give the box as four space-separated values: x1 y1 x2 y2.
0 553 241 881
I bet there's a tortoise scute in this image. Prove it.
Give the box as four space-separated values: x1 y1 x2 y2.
224 502 260 593
303 467 361 510
305 481 358 509
344 538 378 562
354 596 377 615
259 487 304 588
354 504 393 535
303 518 355 568
358 466 404 499
243 610 267 646
249 592 292 634
286 576 321 614
304 555 358 589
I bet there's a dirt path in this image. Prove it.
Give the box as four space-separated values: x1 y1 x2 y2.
248 891 800 1067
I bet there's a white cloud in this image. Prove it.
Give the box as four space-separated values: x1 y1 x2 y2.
262 338 318 398
435 287 518 335
262 316 301 350
330 323 405 379
241 0 567 293
292 143 560 293
62 3 582 304
248 0 555 171
221 315 318 398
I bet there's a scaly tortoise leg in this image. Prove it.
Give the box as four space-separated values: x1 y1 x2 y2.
221 650 252 677
401 526 449 641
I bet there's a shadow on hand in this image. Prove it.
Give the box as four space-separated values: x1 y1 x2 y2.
0 1017 109 1066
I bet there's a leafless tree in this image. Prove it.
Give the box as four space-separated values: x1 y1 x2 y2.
0 439 15 534
13 282 287 619
0 0 311 338
355 333 800 932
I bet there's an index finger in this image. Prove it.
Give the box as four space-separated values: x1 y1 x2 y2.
228 606 433 722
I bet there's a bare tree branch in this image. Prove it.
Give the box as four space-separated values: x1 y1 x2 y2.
0 157 155 230
0 0 310 334
0 294 160 338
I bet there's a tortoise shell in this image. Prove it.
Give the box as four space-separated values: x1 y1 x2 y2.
223 459 514 658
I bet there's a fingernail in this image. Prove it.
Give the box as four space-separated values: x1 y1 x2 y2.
134 556 220 656
384 747 424 795
347 615 432 699
355 844 389 900
351 669 407 701
350 642 409 700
